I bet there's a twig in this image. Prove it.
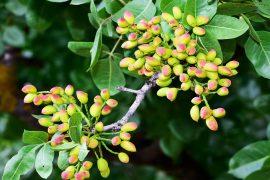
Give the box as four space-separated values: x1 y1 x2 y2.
117 86 140 94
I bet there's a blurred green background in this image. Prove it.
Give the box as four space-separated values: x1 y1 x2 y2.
1 0 270 179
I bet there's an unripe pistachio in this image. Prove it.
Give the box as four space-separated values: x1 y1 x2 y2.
195 85 204 95
188 39 197 47
226 60 239 69
24 93 36 103
191 97 202 105
67 104 76 116
123 11 135 24
186 56 197 64
173 6 182 19
151 25 161 35
232 69 238 75
120 141 136 152
133 58 145 69
61 170 73 180
168 19 179 27
58 123 69 133
65 85 74 96
120 57 135 68
196 15 209 26
186 46 196 56
168 57 179 66
213 57 222 65
101 105 112 116
145 56 161 66
174 33 191 45
59 109 69 122
48 125 58 134
121 122 138 132
166 88 178 101
206 49 217 61
138 44 155 53
161 65 172 76
197 59 207 68
80 170 90 179
175 52 188 60
206 71 219 80
179 73 189 83
176 43 186 53
218 78 231 87
121 41 137 49
137 19 148 30
38 118 53 127
190 105 200 122
158 74 171 81
195 68 207 78
156 47 166 57
105 99 118 108
213 108 226 118
117 17 129 27
100 168 110 178
217 87 229 96
150 16 161 24
208 80 218 91
153 37 162 47
50 94 63 105
120 132 131 141
193 27 206 36
204 62 218 72
162 13 175 22
97 158 109 172
22 84 37 94
186 15 197 27
116 26 129 34
153 53 162 61
118 152 129 163
76 91 88 104
197 52 206 61
70 146 80 156
156 79 172 87
82 161 93 170
74 172 84 180
134 51 143 59
51 134 65 146
42 94 51 103
174 25 185 36
80 136 90 145
142 31 153 40
90 103 102 117
33 94 43 106
206 116 218 131
111 136 121 146
157 87 169 97
163 33 171 41
218 66 233 76
88 137 99 149
95 122 104 132
181 81 192 91
68 155 78 164
50 86 64 95
100 89 110 100
145 63 154 71
200 106 212 119
144 69 155 77
187 67 197 76
42 105 57 115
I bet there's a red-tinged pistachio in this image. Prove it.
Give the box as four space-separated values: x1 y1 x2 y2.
89 103 102 117
179 73 189 83
190 105 200 122
232 69 238 75
50 86 64 95
163 48 172 59
217 87 229 96
61 170 73 180
42 94 51 103
68 155 79 164
195 68 207 78
161 13 175 22
80 170 90 179
51 94 64 105
95 122 104 132
23 93 36 103
101 105 112 116
153 53 162 61
80 136 90 145
175 52 188 60
144 69 154 77
42 105 57 115
218 78 231 87
186 15 197 27
106 99 118 108
59 109 69 122
173 6 182 19
157 87 169 97
138 44 155 53
137 68 145 76
166 88 178 101
156 47 166 56
186 56 197 64
193 27 206 36
196 15 209 26
174 25 185 36
191 97 202 105
204 62 218 72
213 57 222 65
213 108 226 118
123 11 135 24
116 26 129 34
145 63 154 71
187 67 197 76
153 37 162 47
51 134 65 146
137 37 148 44
195 85 204 95
100 89 110 100
100 168 110 178
97 158 109 172
168 57 179 66
111 136 121 146
133 58 145 69
137 19 148 30
156 79 172 87
142 31 153 40
208 80 218 91
121 41 137 49
177 33 191 45
176 44 186 53
197 52 206 61
218 66 233 76
74 172 84 180
120 132 131 141
169 19 179 27
118 152 129 163
88 137 99 149
206 116 218 131
188 39 197 47
158 74 170 81
121 122 138 132
128 33 137 41
200 106 212 119
76 91 88 104
38 118 53 127
206 71 219 80
145 56 161 66
120 141 136 152
186 46 196 56
161 65 172 76
22 84 37 94
120 57 135 68
117 17 129 27
197 59 206 68
64 84 74 96
151 25 161 35
82 161 93 170
48 125 57 134
226 60 239 69
150 16 161 24
67 104 76 116
181 81 192 91
58 123 69 132
206 49 217 61
134 50 144 59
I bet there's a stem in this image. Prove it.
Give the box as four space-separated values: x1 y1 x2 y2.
109 36 122 59
101 132 120 135
94 150 99 159
117 0 126 5
117 86 140 94
98 144 103 157
84 104 91 119
202 95 210 108
96 137 111 142
102 142 118 155
74 104 91 126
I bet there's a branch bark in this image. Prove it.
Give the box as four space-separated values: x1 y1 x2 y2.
103 73 160 131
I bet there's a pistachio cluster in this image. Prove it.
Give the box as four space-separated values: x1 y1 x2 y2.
22 84 138 179
116 8 239 131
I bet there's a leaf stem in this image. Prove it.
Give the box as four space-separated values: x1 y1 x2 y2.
202 95 210 108
74 104 91 126
102 142 118 155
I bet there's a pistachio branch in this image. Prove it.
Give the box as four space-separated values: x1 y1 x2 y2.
103 73 160 131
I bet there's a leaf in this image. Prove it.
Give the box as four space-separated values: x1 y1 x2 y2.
160 132 183 159
69 113 82 143
253 0 270 18
244 31 270 79
197 32 223 59
22 130 49 144
267 123 270 140
78 143 89 161
246 168 270 180
70 0 90 5
205 15 248 40
57 151 69 170
32 114 51 120
183 0 217 26
112 0 156 23
229 140 270 179
220 39 236 61
217 2 257 16
35 144 54 179
68 41 94 57
5 0 28 16
47 0 69 2
241 14 261 43
160 0 186 13
52 142 77 151
3 26 25 47
2 144 41 180
91 58 126 95
104 0 125 14
88 27 103 70
253 95 270 114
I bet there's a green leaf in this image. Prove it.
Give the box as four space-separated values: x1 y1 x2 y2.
229 140 270 179
112 0 156 23
241 14 261 43
183 0 217 26
220 39 236 61
89 27 103 69
78 143 89 161
253 0 270 18
68 41 94 57
5 0 28 16
69 113 82 143
70 0 90 5
205 15 248 40
32 114 50 120
91 58 126 95
52 142 77 151
160 0 186 13
253 94 270 114
217 2 257 16
267 123 270 140
197 32 223 59
2 144 41 180
245 31 270 79
57 151 69 170
47 0 69 2
104 0 125 14
160 132 183 159
35 144 54 179
22 130 49 144
246 168 270 180
3 26 25 47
